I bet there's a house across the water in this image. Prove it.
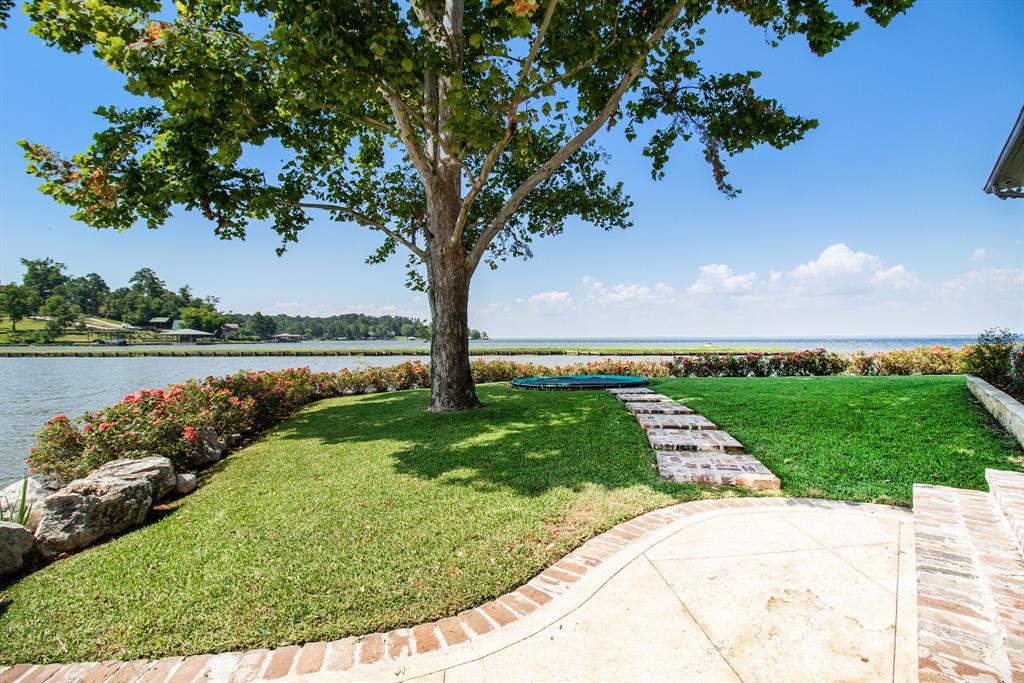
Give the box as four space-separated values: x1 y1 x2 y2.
159 328 215 344
271 333 304 343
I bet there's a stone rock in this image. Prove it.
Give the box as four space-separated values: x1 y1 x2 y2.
191 426 226 466
0 476 57 532
34 475 153 558
0 522 34 575
92 456 175 501
226 433 243 449
174 473 198 495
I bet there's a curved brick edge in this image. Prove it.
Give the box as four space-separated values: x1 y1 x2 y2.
0 497 910 683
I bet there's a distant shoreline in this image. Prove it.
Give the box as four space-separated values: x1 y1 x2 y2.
0 346 795 358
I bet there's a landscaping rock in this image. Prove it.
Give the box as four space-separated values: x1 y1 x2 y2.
175 473 198 495
91 456 175 501
92 456 175 500
226 433 243 449
34 475 153 558
0 476 57 531
191 427 226 466
0 522 34 575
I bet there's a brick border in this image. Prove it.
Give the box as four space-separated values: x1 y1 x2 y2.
0 497 909 683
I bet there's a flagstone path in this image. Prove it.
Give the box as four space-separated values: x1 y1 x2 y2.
607 387 781 489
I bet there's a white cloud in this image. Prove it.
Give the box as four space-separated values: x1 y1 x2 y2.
869 264 920 289
687 264 758 295
970 247 987 262
586 279 676 304
942 267 1024 295
526 290 573 307
788 244 918 293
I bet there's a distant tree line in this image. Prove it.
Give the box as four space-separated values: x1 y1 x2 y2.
0 257 223 338
1 258 486 341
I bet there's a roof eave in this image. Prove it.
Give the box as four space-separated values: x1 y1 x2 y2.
984 105 1024 195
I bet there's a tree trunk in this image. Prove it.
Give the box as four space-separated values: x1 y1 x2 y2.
425 165 480 412
427 249 480 411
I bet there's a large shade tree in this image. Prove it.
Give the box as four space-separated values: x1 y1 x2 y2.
15 0 911 410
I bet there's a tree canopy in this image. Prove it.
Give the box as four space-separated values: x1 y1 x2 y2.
12 0 913 408
18 0 911 274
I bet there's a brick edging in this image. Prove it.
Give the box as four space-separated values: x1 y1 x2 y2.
0 497 909 683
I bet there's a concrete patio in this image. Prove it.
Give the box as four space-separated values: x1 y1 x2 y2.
298 501 916 683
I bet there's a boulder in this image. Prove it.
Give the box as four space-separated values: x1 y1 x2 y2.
92 456 175 501
191 427 226 466
0 522 34 575
34 475 153 558
0 476 57 532
225 433 243 449
174 473 198 495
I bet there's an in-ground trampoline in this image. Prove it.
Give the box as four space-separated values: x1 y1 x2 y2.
511 374 650 391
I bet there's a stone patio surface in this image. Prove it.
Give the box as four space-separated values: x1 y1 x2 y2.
295 502 916 683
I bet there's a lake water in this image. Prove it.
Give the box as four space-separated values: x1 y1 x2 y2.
0 336 975 485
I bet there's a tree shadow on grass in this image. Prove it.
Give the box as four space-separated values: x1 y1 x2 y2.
269 385 683 499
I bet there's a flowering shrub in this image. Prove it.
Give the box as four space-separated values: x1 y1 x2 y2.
669 349 848 377
205 367 334 427
962 328 1020 384
848 346 967 376
1008 345 1024 392
31 383 256 484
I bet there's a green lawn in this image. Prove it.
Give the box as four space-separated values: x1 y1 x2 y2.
1 376 1020 664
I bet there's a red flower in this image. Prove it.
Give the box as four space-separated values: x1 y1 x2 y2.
183 425 199 443
98 422 113 432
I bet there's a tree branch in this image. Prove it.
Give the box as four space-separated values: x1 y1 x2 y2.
451 0 558 248
380 82 467 172
467 0 688 270
286 199 427 259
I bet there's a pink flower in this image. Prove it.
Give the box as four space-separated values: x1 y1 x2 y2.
98 422 113 432
183 426 199 443
83 424 93 432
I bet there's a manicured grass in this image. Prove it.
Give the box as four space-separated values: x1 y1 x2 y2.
1 376 1020 664
654 375 1022 504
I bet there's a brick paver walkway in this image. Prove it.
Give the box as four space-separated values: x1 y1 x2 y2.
608 388 780 489
912 470 1024 682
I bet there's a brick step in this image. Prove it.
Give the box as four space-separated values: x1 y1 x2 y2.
986 468 1024 555
613 393 674 403
646 429 743 452
636 414 717 431
912 483 1024 682
606 387 654 395
655 452 780 489
623 402 694 415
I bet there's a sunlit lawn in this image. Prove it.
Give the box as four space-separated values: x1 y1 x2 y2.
1 375 1019 663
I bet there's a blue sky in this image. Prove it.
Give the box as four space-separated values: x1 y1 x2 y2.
1 0 1021 338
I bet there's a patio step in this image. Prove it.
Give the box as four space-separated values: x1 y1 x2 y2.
607 387 779 490
606 387 654 395
986 468 1024 555
623 401 694 415
646 428 743 453
636 414 717 431
655 452 780 489
613 392 674 402
912 481 1024 682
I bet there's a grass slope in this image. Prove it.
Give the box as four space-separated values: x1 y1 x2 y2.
2 377 1020 663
